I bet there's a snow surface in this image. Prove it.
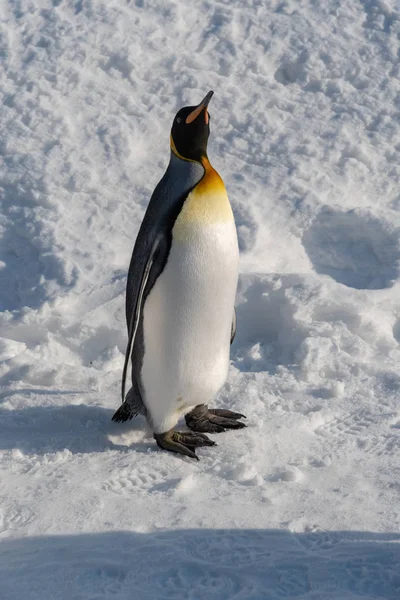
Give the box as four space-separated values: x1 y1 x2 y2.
1 0 400 598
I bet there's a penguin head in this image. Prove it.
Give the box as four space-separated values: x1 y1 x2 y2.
170 91 214 162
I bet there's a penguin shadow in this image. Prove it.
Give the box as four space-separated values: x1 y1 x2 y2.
232 273 309 374
0 399 151 456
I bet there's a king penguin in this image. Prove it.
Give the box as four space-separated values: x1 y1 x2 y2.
112 91 246 459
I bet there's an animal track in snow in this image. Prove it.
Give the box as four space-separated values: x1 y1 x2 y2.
0 505 35 534
356 432 400 457
267 466 305 483
296 529 343 553
302 208 400 289
314 409 400 460
315 410 376 439
275 565 310 597
184 530 271 567
274 51 309 86
156 564 243 600
102 467 168 496
309 556 398 598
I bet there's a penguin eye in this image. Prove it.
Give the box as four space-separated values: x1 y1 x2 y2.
176 117 182 124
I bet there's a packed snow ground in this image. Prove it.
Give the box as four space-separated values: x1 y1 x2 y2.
1 0 400 598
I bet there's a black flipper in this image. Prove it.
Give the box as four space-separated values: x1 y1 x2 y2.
120 236 161 404
112 384 147 423
112 401 137 423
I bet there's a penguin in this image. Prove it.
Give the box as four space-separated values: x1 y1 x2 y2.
112 91 246 459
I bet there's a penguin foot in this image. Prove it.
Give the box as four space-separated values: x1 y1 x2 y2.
154 430 216 460
185 404 247 433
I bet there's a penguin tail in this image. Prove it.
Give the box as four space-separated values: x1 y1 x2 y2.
112 400 138 423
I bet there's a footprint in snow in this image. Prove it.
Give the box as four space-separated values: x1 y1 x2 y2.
0 506 35 534
183 529 271 567
267 466 305 483
102 468 162 496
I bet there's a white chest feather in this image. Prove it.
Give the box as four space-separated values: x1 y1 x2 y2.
141 194 239 433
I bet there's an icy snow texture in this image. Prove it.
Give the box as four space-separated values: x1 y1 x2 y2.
0 0 400 598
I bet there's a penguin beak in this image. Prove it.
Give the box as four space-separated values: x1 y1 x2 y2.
185 90 214 124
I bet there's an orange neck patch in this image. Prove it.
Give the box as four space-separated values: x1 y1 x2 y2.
173 156 234 238
196 156 227 194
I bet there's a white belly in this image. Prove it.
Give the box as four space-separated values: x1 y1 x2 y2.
141 221 239 433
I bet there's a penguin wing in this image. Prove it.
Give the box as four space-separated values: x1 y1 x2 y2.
121 234 162 403
230 308 237 344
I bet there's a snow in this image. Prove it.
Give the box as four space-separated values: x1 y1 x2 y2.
0 0 400 598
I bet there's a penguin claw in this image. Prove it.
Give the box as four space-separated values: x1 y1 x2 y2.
154 430 216 460
185 404 247 433
209 408 246 420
